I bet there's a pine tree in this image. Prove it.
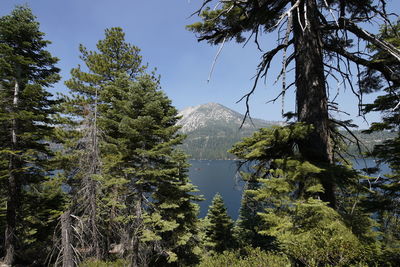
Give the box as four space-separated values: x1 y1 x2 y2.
59 27 145 262
0 6 62 265
99 69 201 266
229 123 375 265
61 27 201 266
58 29 119 262
361 21 400 264
146 151 202 266
204 193 235 253
233 178 273 250
188 0 400 209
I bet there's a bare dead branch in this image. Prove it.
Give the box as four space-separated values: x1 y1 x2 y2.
208 36 227 82
236 39 294 127
324 42 400 86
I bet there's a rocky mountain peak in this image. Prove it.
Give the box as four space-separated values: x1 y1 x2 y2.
177 103 280 133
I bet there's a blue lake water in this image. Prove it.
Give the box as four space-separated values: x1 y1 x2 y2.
188 159 391 219
188 160 243 219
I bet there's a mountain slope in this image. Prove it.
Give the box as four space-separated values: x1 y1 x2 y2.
177 103 282 159
176 103 396 160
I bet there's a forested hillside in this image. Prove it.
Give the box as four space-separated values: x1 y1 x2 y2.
345 130 397 155
177 103 280 159
177 103 396 159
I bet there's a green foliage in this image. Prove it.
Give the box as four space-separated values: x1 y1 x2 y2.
198 247 291 267
18 177 66 262
229 123 376 265
0 6 64 264
60 27 201 265
234 179 274 250
204 193 235 253
0 3 398 266
147 152 202 266
80 259 129 267
189 10 400 265
256 160 363 266
360 20 400 266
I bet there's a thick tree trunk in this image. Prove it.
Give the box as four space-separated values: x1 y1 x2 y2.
292 0 336 208
61 211 74 267
4 79 20 265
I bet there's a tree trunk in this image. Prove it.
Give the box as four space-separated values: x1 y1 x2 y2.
61 211 74 267
4 172 17 266
91 88 101 259
292 0 336 208
78 94 101 260
131 193 143 267
89 179 101 259
4 79 20 265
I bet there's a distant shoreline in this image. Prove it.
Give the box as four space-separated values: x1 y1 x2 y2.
189 158 237 161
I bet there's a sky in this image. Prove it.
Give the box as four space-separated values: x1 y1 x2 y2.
1 0 399 129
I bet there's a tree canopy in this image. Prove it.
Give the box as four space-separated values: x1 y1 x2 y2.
0 6 62 265
189 0 400 209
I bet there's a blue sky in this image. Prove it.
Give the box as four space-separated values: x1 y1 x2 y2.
1 0 399 128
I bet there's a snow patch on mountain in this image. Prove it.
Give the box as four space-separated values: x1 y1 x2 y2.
177 102 280 133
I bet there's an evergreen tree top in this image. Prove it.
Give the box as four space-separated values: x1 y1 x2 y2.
207 193 232 222
68 27 146 95
0 5 59 86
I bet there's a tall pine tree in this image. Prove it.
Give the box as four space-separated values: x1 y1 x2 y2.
188 0 400 209
0 6 62 265
60 27 201 266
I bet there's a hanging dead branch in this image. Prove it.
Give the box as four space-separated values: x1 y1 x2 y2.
237 39 294 127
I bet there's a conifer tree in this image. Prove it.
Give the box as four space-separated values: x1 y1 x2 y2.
233 178 273 250
361 21 400 264
59 28 117 262
0 6 62 265
59 28 145 262
145 151 202 266
204 193 235 253
189 2 400 263
230 124 375 265
99 69 201 266
189 0 400 209
61 27 201 266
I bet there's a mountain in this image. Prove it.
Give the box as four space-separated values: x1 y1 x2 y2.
176 103 396 160
177 103 283 159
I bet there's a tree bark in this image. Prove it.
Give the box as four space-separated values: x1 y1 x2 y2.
61 211 74 267
4 79 20 265
131 193 143 267
4 171 17 266
292 0 336 208
89 179 101 259
78 93 101 260
91 88 101 259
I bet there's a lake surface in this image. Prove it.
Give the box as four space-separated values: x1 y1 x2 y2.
188 160 244 219
188 159 391 219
